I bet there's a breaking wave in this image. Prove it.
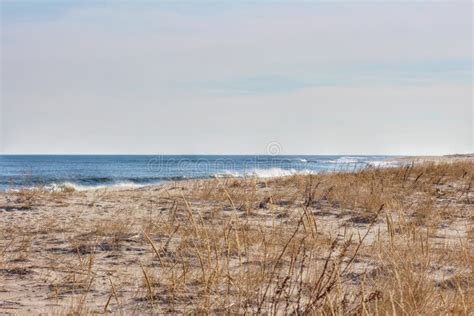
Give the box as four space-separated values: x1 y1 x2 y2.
43 181 146 192
213 168 315 179
327 156 361 164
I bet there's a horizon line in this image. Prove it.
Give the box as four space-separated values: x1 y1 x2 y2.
1 153 471 157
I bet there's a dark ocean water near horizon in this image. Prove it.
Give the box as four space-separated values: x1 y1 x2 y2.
0 155 398 191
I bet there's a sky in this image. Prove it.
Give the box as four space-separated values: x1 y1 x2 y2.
1 0 472 155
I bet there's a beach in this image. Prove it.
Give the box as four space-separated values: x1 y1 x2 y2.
0 157 473 314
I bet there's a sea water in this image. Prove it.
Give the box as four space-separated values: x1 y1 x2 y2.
0 155 398 191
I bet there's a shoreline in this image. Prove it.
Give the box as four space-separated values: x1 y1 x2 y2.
393 153 474 164
4 154 473 194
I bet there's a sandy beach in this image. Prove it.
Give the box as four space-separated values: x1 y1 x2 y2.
395 154 474 164
0 157 473 314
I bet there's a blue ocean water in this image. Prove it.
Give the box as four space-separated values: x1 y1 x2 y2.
0 155 395 191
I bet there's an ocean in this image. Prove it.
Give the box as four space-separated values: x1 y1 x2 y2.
0 155 397 191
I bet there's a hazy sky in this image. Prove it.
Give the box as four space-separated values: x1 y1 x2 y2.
1 1 472 155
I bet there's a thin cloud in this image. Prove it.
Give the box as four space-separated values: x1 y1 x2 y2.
1 1 472 154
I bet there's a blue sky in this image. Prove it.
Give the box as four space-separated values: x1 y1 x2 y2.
1 1 472 154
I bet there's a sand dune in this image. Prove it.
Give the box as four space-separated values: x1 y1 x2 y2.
0 158 473 314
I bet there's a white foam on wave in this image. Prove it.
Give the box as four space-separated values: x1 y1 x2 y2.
245 168 314 178
367 160 400 168
334 156 360 164
299 159 308 163
213 171 242 178
213 168 316 179
247 168 300 178
42 181 146 192
325 156 361 164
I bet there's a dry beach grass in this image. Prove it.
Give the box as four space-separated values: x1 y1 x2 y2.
0 158 473 314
